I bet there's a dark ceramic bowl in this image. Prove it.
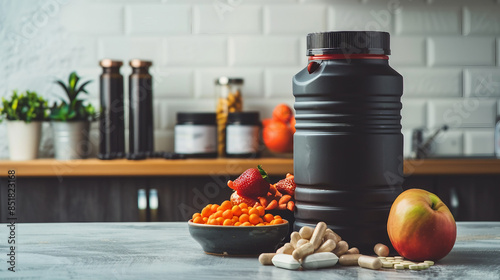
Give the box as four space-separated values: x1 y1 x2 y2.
188 220 289 256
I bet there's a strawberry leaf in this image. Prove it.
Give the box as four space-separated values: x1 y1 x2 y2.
257 165 270 183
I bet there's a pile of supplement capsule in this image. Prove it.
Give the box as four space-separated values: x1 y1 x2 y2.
259 221 436 271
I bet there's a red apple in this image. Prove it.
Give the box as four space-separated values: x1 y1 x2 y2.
387 188 456 261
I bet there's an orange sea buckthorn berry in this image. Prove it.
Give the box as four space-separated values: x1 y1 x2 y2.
222 209 233 220
221 200 233 211
193 216 204 224
249 214 260 225
211 204 219 212
214 210 224 219
239 214 249 223
231 205 242 216
202 217 208 223
256 223 266 226
192 213 201 220
241 222 252 226
256 206 265 217
239 203 248 209
208 218 218 225
216 217 224 224
223 219 233 226
273 218 284 225
201 207 211 218
248 207 259 216
232 216 239 223
234 222 242 226
264 214 274 223
274 215 282 220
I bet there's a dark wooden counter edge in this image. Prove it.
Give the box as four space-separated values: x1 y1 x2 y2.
0 158 499 177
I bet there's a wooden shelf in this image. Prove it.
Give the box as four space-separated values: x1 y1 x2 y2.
0 158 499 177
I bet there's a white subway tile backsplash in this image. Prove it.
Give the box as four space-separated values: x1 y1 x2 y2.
431 130 463 156
464 6 500 35
398 68 462 97
76 67 102 100
229 36 300 66
5 0 500 159
328 5 393 32
428 99 497 128
428 37 495 66
153 68 194 98
195 68 263 98
265 68 297 98
464 69 500 98
194 5 262 34
390 37 426 66
60 3 124 35
75 37 98 67
244 98 294 120
264 5 327 34
98 37 164 63
164 100 215 129
402 99 427 128
165 36 227 66
402 129 413 158
155 130 175 153
395 6 461 35
154 100 162 130
464 129 495 155
125 4 191 35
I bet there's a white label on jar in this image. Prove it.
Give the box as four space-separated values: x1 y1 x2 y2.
175 125 216 154
226 125 259 154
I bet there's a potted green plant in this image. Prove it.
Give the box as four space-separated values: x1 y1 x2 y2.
50 71 96 160
1 90 48 160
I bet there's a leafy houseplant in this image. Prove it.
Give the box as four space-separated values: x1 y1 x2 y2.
1 90 48 160
50 71 96 160
50 72 96 121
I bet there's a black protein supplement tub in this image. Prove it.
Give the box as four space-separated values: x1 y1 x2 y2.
292 31 403 253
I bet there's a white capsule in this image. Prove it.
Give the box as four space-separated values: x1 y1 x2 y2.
382 261 394 268
424 260 434 266
302 252 339 270
394 264 405 270
272 254 301 270
409 264 419 270
419 263 429 269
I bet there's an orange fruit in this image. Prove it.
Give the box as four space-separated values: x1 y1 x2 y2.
272 104 293 123
263 120 293 153
290 116 296 133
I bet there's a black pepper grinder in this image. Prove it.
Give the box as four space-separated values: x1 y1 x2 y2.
98 59 125 160
128 59 154 160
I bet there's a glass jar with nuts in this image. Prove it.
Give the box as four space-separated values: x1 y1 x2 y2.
215 77 243 157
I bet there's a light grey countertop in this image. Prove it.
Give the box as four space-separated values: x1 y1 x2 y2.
0 222 499 279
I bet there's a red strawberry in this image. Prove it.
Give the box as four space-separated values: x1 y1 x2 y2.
227 165 270 198
230 191 258 207
275 176 296 196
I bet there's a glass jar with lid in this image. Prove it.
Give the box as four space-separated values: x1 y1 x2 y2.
215 77 243 157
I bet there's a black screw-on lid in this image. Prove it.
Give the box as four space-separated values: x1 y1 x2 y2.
307 31 391 56
177 112 216 125
227 112 260 125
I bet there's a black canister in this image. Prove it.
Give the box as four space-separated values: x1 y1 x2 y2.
175 112 217 158
293 31 403 252
226 112 260 158
128 59 154 159
98 59 125 160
